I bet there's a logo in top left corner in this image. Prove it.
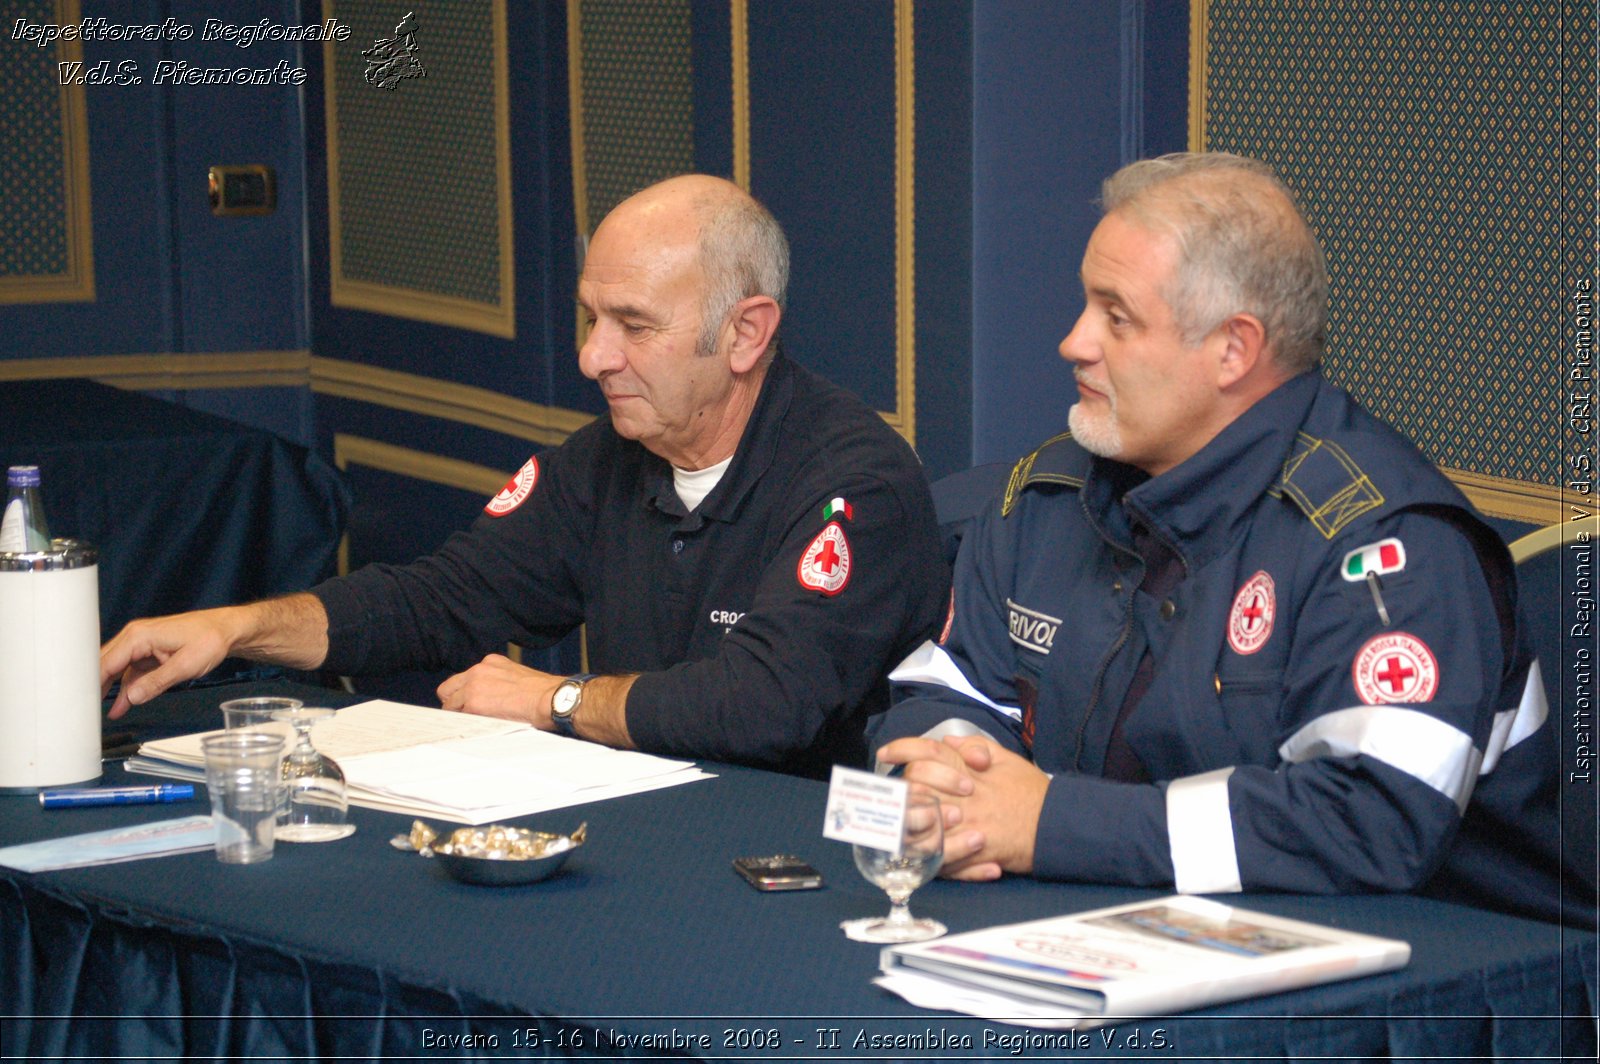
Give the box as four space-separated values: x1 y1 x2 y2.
485 457 539 517
363 11 426 90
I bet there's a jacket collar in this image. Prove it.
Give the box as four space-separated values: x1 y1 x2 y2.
1085 371 1324 572
644 351 793 527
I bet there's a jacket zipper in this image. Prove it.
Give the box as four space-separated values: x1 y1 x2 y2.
1071 491 1190 772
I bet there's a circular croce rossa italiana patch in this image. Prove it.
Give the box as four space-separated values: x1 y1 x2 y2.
797 522 851 595
484 456 539 517
1352 632 1441 705
1227 570 1276 655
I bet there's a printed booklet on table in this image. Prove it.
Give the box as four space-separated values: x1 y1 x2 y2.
877 894 1409 1029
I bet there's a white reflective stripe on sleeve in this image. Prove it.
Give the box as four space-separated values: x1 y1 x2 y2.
1278 705 1479 812
1479 662 1549 776
886 640 1022 722
873 717 997 774
1166 767 1242 894
920 717 995 743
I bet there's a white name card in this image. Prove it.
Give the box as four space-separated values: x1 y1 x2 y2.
822 765 907 851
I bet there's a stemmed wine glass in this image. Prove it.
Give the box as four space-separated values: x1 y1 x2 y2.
843 790 947 942
270 706 355 842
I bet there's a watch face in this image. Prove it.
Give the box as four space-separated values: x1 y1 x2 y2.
552 682 581 716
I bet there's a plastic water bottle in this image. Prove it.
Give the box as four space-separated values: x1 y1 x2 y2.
0 465 51 553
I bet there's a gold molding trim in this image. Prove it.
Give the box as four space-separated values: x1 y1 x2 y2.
332 432 510 578
884 0 916 445
1187 0 1209 150
0 0 95 305
1 352 1570 530
731 0 750 190
327 276 518 338
0 353 592 446
567 0 590 348
567 0 591 237
334 433 512 497
1442 467 1566 527
324 0 515 338
0 351 310 389
311 357 592 446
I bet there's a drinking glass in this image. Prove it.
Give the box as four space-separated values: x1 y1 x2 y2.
221 696 301 732
845 791 946 942
271 706 355 842
202 731 285 864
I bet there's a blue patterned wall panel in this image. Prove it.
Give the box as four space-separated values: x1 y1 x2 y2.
0 0 93 304
570 0 696 234
325 1 514 337
1194 0 1593 523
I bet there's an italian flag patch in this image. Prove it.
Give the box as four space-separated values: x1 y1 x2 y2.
1342 537 1406 581
823 497 853 522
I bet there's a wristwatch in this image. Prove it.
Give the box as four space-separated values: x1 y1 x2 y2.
549 674 596 738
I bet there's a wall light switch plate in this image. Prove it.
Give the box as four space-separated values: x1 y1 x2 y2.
208 165 276 216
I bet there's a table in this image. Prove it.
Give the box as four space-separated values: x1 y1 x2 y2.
2 684 1596 1061
0 379 349 638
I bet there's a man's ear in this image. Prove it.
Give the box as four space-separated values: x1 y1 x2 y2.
1215 312 1268 389
726 295 781 373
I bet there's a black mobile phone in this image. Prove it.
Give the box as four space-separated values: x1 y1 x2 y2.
732 854 823 891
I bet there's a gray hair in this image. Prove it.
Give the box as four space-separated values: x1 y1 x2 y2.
1100 152 1327 375
695 192 790 359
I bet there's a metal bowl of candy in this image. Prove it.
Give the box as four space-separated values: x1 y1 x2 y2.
392 820 586 885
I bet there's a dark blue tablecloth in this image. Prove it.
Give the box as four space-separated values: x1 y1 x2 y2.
2 684 1596 1061
0 379 349 639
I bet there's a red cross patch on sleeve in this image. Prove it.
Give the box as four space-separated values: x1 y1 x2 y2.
1352 632 1440 704
484 456 539 517
797 522 852 595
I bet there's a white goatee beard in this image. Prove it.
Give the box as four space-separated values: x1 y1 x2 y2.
1068 395 1123 459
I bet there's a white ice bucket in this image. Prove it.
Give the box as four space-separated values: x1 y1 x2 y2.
0 539 101 791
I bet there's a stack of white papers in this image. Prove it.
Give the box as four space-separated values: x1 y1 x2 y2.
128 700 712 824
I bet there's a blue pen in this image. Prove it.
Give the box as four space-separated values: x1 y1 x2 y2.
39 784 197 808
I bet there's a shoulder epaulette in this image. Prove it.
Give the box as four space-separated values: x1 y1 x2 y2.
1273 431 1386 539
1002 431 1085 517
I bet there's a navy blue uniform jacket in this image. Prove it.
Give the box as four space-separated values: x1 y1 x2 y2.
876 372 1586 927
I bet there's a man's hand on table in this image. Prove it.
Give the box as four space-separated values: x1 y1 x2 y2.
438 654 637 749
101 611 229 719
436 653 562 726
99 594 330 718
875 733 1050 881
